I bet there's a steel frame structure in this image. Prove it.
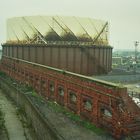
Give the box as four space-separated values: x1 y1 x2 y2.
7 16 109 46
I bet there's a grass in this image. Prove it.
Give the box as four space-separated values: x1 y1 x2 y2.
0 71 6 77
0 109 5 131
47 101 106 135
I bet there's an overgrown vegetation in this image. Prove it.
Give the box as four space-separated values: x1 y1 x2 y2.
21 84 106 135
47 101 106 135
0 109 5 131
0 71 6 77
0 71 106 136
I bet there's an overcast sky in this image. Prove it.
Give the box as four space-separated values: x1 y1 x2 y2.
0 0 140 50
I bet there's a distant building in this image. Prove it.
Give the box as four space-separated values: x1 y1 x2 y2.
112 57 122 65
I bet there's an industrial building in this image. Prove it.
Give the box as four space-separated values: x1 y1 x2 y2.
2 16 112 75
1 16 140 139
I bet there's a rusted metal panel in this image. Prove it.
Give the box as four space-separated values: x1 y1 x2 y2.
74 47 82 74
17 46 19 58
44 47 51 66
13 46 17 58
2 46 6 56
99 48 103 74
87 48 95 75
92 48 96 74
6 46 9 57
12 46 15 57
23 46 29 61
94 48 100 74
4 46 7 56
106 48 108 72
9 46 11 57
107 48 109 71
103 48 106 72
51 46 59 68
2 46 4 56
3 46 5 56
6 46 8 56
21 47 24 60
59 47 67 70
7 46 9 57
110 48 112 71
42 46 45 65
2 44 112 75
107 48 110 72
36 46 43 64
67 47 75 72
81 47 88 75
18 46 23 59
9 46 13 57
108 48 112 71
30 46 36 63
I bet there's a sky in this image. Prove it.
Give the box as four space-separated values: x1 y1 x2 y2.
0 0 140 50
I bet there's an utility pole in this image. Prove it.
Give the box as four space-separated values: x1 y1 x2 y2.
134 41 139 74
135 41 139 63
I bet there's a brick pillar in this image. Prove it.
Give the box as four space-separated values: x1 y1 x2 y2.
64 86 68 107
77 91 81 115
92 96 99 125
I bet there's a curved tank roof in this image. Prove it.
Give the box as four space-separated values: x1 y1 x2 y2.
6 16 109 46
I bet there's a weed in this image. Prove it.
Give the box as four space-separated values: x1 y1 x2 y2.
47 101 106 135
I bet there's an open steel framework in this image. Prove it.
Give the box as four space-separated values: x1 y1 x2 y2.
7 16 108 46
1 56 140 139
